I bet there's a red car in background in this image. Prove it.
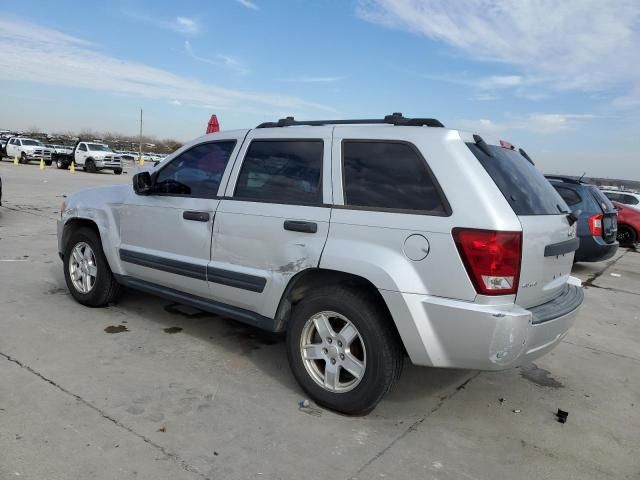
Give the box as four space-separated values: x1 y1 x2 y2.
612 201 640 246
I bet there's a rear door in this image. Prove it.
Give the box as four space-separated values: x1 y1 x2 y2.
211 127 332 318
466 142 576 308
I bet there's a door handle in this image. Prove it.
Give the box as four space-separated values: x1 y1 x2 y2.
183 211 210 222
284 220 317 233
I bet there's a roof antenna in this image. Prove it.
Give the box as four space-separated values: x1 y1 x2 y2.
578 172 586 182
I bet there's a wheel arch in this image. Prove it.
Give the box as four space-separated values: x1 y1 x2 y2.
273 268 405 350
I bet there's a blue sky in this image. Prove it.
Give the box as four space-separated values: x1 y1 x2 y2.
1 0 638 178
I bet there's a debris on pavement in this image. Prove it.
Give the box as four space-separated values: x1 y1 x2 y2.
498 397 505 405
157 425 166 433
556 409 569 424
513 409 521 414
104 325 129 334
610 273 622 277
298 399 322 417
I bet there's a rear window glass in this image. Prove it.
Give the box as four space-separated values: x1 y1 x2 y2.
588 186 615 212
342 141 448 214
466 143 568 215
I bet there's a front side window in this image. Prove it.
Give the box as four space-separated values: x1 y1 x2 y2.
154 141 236 197
78 144 87 152
21 140 42 146
87 144 111 152
234 140 323 204
620 194 639 205
342 141 448 214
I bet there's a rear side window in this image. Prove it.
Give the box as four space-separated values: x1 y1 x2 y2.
234 140 323 204
467 143 568 215
554 186 582 206
342 141 448 214
620 193 639 205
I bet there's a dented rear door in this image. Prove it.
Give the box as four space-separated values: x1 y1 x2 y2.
209 127 332 321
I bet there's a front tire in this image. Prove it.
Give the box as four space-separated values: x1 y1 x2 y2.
85 159 97 173
20 152 28 164
286 286 403 415
56 159 67 170
63 227 120 307
45 160 52 166
113 168 123 175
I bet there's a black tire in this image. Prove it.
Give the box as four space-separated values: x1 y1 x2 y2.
286 286 403 415
617 225 637 246
85 158 97 173
56 159 68 170
63 227 121 307
113 168 123 175
20 152 28 164
45 160 52 166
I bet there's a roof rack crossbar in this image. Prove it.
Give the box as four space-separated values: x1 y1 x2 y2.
256 112 444 129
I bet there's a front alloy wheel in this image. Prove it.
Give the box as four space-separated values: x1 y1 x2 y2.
300 311 366 393
68 242 98 293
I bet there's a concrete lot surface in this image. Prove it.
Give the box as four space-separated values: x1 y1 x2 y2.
1 162 639 480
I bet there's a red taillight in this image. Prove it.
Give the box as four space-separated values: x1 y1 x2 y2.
588 213 603 236
206 114 220 134
453 228 522 296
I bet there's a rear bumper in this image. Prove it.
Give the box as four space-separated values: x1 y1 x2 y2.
381 279 583 370
574 235 618 262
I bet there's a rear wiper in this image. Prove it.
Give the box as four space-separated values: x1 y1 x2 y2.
567 209 581 226
518 148 535 166
473 134 493 157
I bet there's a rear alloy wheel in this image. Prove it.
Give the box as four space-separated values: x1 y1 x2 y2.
617 225 637 246
85 159 97 173
287 286 403 415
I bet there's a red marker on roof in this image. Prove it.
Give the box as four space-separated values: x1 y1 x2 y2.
206 115 220 134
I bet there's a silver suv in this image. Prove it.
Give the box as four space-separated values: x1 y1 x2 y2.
57 113 583 414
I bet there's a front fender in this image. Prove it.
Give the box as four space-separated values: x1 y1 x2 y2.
59 185 130 274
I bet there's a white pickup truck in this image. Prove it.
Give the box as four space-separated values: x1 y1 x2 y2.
4 137 54 165
53 142 123 174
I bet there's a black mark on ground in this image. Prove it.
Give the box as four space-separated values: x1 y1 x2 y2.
520 363 564 388
222 322 282 350
105 325 129 334
164 326 183 334
164 302 211 319
45 287 67 295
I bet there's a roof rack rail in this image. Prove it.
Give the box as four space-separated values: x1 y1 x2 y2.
256 112 444 129
544 175 582 184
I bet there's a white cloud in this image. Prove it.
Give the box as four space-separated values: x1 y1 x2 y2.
236 0 258 10
184 40 249 75
0 18 331 116
282 76 345 83
175 17 199 34
456 113 596 135
358 0 640 103
122 11 200 35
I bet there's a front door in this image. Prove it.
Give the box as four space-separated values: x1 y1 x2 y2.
210 127 333 319
119 137 242 298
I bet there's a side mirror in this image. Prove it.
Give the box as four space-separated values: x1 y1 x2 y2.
133 171 153 195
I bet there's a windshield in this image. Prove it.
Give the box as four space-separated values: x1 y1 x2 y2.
467 143 569 215
22 139 43 146
87 144 112 152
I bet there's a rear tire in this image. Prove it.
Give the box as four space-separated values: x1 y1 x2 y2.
85 159 97 173
56 159 67 170
45 160 52 166
63 227 120 307
113 168 123 175
617 225 637 246
286 286 403 415
20 152 28 164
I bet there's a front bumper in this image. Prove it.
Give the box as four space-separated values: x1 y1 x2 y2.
381 278 583 370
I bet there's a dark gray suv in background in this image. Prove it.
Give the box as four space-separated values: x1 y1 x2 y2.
547 176 618 262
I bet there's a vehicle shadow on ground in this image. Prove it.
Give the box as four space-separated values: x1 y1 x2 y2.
105 288 472 410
